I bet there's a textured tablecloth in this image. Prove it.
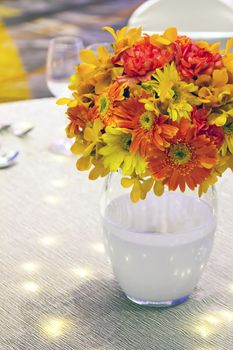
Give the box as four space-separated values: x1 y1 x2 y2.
0 98 233 350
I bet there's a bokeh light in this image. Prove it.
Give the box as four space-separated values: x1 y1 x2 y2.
21 262 40 273
41 317 72 338
92 242 105 254
22 281 40 293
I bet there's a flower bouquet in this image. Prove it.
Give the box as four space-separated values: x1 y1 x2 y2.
58 27 233 306
58 26 233 202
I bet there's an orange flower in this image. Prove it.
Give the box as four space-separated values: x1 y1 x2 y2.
175 42 223 80
116 36 172 78
93 81 126 126
192 107 224 148
148 118 218 191
115 98 178 156
66 105 92 138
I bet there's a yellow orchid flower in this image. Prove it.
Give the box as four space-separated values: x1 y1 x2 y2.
222 38 233 82
103 26 142 55
198 156 229 196
208 102 233 127
150 27 177 47
121 175 164 202
197 40 221 54
198 68 233 107
121 176 154 203
69 44 119 98
71 119 104 159
88 158 109 180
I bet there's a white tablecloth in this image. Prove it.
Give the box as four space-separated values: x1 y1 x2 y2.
0 98 233 350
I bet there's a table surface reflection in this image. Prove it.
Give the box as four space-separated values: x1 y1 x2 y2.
0 98 233 350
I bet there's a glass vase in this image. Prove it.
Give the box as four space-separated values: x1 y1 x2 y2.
101 172 217 307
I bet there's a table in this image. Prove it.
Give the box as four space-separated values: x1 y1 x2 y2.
0 98 233 350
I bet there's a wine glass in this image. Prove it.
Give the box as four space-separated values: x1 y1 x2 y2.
46 35 84 155
86 42 113 54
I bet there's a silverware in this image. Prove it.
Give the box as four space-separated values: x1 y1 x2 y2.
0 151 19 169
0 123 11 132
11 122 34 137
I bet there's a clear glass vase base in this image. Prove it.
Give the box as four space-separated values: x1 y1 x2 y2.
126 294 189 307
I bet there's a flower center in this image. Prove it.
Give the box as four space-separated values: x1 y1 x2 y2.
122 134 132 151
139 112 155 130
171 86 181 102
224 122 233 135
169 143 192 165
99 95 110 116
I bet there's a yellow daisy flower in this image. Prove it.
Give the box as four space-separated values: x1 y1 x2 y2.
99 127 146 176
142 63 199 121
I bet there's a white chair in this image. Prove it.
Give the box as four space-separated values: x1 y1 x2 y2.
128 0 233 43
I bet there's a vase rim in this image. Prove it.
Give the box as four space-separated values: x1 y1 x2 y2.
101 213 217 247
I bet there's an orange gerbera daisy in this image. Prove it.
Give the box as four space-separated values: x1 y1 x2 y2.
115 98 178 156
148 118 218 191
66 105 92 138
94 81 127 125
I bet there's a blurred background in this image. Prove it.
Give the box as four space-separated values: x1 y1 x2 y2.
0 0 143 103
1 0 233 104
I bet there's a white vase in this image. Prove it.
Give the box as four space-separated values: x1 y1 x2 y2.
101 173 217 307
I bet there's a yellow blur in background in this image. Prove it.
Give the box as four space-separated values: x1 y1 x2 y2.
0 1 143 103
0 6 31 102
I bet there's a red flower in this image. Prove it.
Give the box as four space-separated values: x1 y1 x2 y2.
192 107 209 133
175 43 223 80
117 37 172 77
192 107 224 148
